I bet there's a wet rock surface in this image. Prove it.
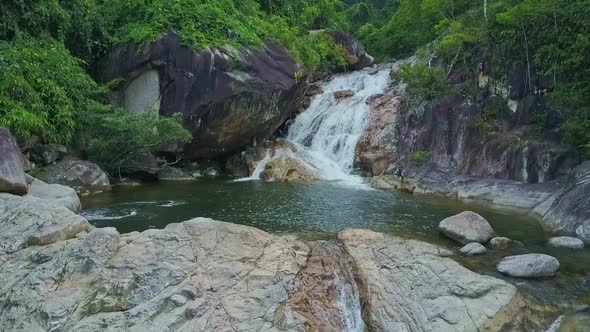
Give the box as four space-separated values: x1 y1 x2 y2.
497 254 560 278
0 128 27 196
260 157 319 182
439 211 495 245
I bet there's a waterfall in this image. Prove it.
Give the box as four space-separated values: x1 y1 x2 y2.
249 66 391 186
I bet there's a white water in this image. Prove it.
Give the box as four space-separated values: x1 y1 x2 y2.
249 67 391 187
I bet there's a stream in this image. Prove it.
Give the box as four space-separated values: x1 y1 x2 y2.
82 66 590 330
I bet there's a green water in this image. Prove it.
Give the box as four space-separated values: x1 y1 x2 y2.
82 179 590 311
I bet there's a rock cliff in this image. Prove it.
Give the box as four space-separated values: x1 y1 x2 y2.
100 33 306 160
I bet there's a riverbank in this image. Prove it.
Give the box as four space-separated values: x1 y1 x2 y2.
0 185 562 331
369 161 590 244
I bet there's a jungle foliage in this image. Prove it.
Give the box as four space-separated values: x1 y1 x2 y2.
0 0 589 154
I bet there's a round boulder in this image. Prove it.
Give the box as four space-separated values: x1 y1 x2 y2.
548 236 584 249
497 254 559 278
459 243 488 256
439 211 495 245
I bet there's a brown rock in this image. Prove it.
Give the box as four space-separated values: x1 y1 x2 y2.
333 89 355 101
260 157 319 182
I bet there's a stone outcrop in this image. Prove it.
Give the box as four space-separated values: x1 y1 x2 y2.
325 31 374 70
338 229 525 331
439 211 495 245
497 254 560 278
0 189 530 332
0 128 27 195
100 33 305 160
33 159 111 194
0 193 89 254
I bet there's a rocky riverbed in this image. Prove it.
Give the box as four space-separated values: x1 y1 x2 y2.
0 182 561 331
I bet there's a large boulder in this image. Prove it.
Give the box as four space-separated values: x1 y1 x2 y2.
338 229 525 331
0 128 27 195
99 33 305 160
34 159 111 194
325 31 374 70
439 211 495 245
26 175 82 213
497 254 560 278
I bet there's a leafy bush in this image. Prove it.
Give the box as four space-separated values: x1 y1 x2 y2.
0 36 103 144
408 150 433 165
397 63 451 101
76 111 192 176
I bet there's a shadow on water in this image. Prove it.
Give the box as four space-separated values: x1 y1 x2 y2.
82 179 590 319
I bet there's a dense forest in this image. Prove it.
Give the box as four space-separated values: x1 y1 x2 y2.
1 0 589 166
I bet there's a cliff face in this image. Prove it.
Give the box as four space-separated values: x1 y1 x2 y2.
99 33 306 160
356 61 578 184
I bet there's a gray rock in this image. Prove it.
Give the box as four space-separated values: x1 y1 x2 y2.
489 237 512 250
124 69 160 114
548 236 584 249
439 211 495 245
459 242 488 256
26 175 82 213
0 128 27 195
34 160 111 194
29 144 68 166
157 165 195 181
338 229 524 331
0 193 89 254
497 254 560 278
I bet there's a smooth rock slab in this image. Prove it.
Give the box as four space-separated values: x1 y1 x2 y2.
338 229 524 331
0 193 90 254
548 236 585 249
497 254 560 278
460 242 488 256
439 211 495 245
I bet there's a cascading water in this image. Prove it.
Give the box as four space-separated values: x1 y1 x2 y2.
249 66 391 186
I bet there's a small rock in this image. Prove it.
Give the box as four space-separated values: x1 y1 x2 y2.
192 171 202 179
170 294 188 307
204 168 219 178
333 90 354 101
497 254 559 278
439 211 495 245
459 243 487 256
30 144 67 166
489 237 512 250
548 236 584 249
